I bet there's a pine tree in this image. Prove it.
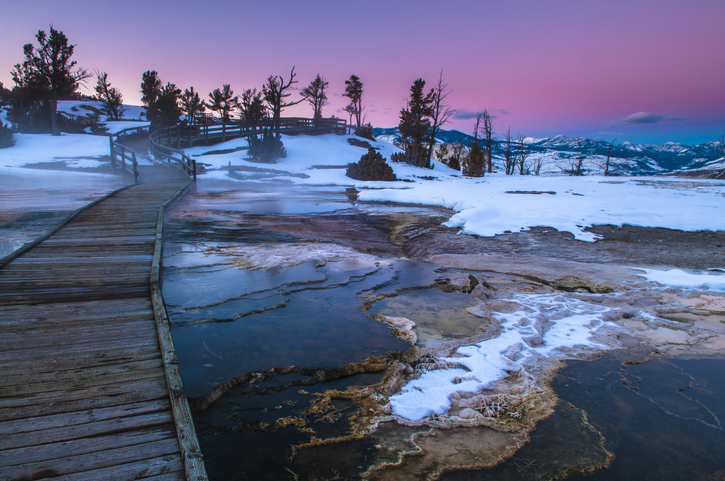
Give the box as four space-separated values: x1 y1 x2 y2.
95 71 125 120
207 84 238 123
140 70 162 126
300 74 328 120
156 83 181 127
239 88 266 128
14 26 90 135
180 87 206 125
343 75 364 130
463 113 486 176
398 78 434 168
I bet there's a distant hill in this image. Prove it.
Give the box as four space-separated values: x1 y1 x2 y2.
373 127 724 176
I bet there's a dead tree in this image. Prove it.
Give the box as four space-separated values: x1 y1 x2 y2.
561 154 586 176
517 135 529 175
425 71 455 166
603 138 616 176
480 109 494 173
503 127 515 175
263 66 303 136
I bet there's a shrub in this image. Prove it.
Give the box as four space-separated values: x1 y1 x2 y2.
462 141 485 177
248 129 286 162
346 148 396 181
390 152 406 163
355 122 374 140
0 121 13 149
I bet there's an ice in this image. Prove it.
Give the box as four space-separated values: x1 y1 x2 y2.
634 268 725 291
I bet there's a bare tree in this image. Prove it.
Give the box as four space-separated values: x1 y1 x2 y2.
561 154 586 176
503 127 515 175
479 109 495 173
603 138 616 176
517 135 529 175
532 157 543 175
300 73 328 120
425 71 455 166
263 66 303 136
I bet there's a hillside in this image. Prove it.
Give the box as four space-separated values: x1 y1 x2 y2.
374 127 725 176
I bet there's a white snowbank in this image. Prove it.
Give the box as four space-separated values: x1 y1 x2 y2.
0 133 109 169
633 268 725 291
104 121 150 134
186 134 725 242
389 293 617 421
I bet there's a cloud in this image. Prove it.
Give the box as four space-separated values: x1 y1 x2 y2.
453 109 498 120
617 112 686 124
495 108 512 115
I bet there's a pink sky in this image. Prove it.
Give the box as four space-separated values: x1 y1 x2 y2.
1 0 723 144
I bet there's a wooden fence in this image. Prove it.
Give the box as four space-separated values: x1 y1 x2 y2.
149 117 347 180
108 125 151 183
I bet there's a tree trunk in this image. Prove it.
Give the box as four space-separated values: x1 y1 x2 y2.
51 90 60 136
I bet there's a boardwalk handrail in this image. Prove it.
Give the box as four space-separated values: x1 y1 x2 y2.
149 117 347 180
108 125 151 183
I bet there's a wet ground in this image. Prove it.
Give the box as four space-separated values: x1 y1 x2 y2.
0 171 126 258
162 178 725 480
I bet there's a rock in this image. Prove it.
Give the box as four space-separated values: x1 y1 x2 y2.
440 274 480 294
459 408 479 419
550 276 613 294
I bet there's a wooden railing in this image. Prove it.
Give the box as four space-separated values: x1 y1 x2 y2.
149 117 347 180
108 125 151 183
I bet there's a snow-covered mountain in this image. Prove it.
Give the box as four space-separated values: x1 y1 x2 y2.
373 127 724 176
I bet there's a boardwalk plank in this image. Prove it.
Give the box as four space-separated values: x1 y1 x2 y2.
0 165 204 480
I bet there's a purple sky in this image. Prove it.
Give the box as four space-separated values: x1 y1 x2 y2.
1 0 724 144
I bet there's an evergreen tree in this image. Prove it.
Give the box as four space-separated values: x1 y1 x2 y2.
180 87 206 125
94 71 125 120
207 84 238 123
14 26 90 135
140 70 162 125
343 75 364 130
300 74 328 120
156 83 182 127
398 78 434 168
239 88 266 128
463 113 486 176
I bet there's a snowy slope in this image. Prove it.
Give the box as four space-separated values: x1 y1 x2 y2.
374 128 724 175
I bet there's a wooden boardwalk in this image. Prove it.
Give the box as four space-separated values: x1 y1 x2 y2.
0 165 205 480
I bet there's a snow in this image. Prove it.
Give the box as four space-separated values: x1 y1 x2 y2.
181 134 725 243
389 293 617 421
0 133 110 169
57 100 146 121
103 121 150 134
633 268 725 291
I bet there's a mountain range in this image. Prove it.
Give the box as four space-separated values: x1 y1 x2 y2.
373 127 725 176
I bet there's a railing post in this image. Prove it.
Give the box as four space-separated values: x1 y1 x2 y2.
176 125 181 150
205 125 209 146
109 136 116 169
132 152 139 183
222 123 226 143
